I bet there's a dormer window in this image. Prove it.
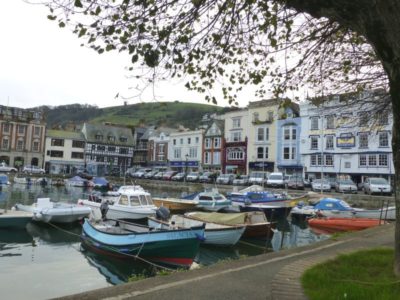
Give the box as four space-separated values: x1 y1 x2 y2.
108 135 115 142
120 136 128 143
95 132 103 141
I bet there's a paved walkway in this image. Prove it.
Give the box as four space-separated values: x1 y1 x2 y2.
57 223 395 300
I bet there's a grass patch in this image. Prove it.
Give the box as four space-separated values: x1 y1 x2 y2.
302 248 400 300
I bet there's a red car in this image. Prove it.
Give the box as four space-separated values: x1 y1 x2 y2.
162 171 177 180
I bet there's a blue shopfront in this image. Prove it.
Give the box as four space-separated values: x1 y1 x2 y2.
170 160 199 173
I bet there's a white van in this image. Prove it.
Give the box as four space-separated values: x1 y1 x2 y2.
248 172 269 185
266 172 285 188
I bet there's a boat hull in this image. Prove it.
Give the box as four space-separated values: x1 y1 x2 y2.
353 207 396 220
308 217 383 233
82 219 203 268
0 210 32 229
152 198 198 213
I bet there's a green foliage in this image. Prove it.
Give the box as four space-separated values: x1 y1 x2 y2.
302 248 400 300
40 102 224 129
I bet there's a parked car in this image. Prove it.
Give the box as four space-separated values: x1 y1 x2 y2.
186 172 200 182
199 172 217 183
144 170 158 179
216 173 235 185
266 172 286 188
171 172 186 181
357 181 365 191
325 177 337 190
162 171 177 180
233 175 249 186
125 167 137 177
0 162 17 173
132 168 151 178
303 178 311 188
22 165 45 174
248 172 269 185
334 179 358 193
311 179 331 192
363 177 392 196
287 176 305 190
153 172 165 180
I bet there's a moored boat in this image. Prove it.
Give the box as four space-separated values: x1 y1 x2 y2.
148 213 246 246
307 217 384 233
81 218 205 268
78 187 157 220
152 197 199 213
15 198 91 223
0 208 33 228
183 189 231 212
184 211 274 238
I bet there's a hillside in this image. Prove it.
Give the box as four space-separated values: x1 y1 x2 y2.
40 102 234 130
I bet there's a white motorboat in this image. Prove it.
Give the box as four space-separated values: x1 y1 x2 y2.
15 198 91 223
148 213 246 246
78 187 157 220
183 189 231 212
353 206 395 220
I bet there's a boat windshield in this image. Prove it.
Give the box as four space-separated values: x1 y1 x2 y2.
130 195 141 206
214 195 226 200
139 194 154 205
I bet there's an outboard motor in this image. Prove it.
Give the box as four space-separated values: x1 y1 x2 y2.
156 206 170 221
100 200 109 220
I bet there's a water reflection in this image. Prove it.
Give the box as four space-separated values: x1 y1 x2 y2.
26 222 81 244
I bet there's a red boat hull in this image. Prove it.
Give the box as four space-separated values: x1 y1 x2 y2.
308 217 383 233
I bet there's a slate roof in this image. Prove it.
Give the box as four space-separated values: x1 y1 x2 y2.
82 123 134 145
46 130 85 140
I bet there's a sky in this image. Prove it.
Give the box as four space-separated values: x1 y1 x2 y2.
0 1 243 109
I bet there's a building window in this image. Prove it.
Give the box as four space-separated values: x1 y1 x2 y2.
187 138 191 145
72 140 85 148
71 152 84 159
310 117 319 130
359 155 367 166
173 148 181 159
345 162 351 168
359 133 368 148
47 150 63 158
231 132 241 142
32 141 39 152
253 112 259 122
95 134 103 141
97 145 106 151
108 135 115 142
232 117 241 128
173 139 176 146
268 111 274 121
3 123 10 134
16 139 24 151
119 136 127 143
51 138 64 147
18 125 26 135
159 144 165 154
284 128 290 140
379 154 388 166
326 115 335 129
180 138 183 145
311 154 322 166
310 136 319 150
368 155 377 166
1 138 9 150
189 147 197 158
379 132 389 147
195 137 199 144
257 128 264 141
257 147 264 159
213 151 221 164
205 138 211 149
108 146 116 152
204 152 211 164
284 147 296 160
228 149 244 160
119 148 129 154
214 138 221 148
34 126 41 136
325 154 334 166
326 135 334 150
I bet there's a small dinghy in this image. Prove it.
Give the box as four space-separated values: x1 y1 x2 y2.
308 217 384 233
16 198 91 223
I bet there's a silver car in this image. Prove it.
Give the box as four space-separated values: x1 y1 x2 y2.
363 177 392 196
311 179 331 192
334 179 358 194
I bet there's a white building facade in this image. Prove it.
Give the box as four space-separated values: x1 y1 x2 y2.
168 129 204 173
300 92 394 185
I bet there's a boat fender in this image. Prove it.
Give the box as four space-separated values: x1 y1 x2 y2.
34 212 43 221
156 206 170 221
195 233 206 242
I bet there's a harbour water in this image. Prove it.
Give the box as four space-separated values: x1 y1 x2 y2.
0 183 329 299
